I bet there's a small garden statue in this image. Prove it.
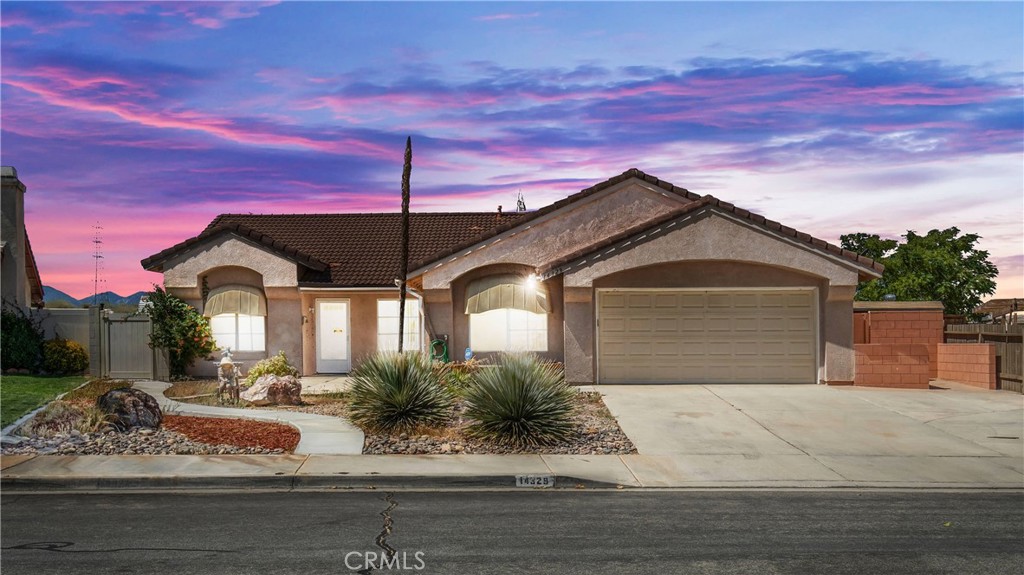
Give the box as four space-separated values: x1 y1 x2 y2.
217 348 242 404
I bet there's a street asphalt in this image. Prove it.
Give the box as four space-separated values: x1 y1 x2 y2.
2 490 1022 574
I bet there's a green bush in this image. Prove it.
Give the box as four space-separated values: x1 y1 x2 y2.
143 285 217 378
348 352 453 433
243 350 299 387
1 306 43 371
42 338 89 375
463 353 575 446
438 357 485 396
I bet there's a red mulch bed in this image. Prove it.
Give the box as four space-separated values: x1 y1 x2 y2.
162 415 300 452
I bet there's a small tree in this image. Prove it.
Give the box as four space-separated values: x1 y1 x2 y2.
841 227 998 317
1 301 44 371
142 285 217 378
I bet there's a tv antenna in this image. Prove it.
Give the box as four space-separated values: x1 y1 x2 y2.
92 223 104 306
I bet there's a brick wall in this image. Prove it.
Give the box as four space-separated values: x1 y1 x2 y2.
855 310 944 379
854 343 930 389
937 343 997 390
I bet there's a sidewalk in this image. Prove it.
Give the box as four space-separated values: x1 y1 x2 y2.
3 451 1022 491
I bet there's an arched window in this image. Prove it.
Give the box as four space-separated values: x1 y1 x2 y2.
204 285 267 352
465 274 549 352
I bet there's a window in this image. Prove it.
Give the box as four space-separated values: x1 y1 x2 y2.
377 299 422 352
210 313 266 352
469 308 547 352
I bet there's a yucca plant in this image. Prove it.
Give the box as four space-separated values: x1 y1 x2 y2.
464 353 575 446
347 352 453 433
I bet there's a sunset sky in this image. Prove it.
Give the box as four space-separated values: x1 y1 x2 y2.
2 1 1021 300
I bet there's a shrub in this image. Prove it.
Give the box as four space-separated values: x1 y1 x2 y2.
463 353 575 446
1 305 43 371
42 338 89 375
243 350 299 387
347 352 453 433
143 285 217 378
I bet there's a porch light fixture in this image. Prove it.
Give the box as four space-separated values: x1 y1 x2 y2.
525 273 538 291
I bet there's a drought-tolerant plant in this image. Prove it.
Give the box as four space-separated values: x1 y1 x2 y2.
1 303 43 371
243 350 299 387
142 285 217 378
439 357 485 396
42 338 89 375
347 352 453 433
19 400 112 437
463 353 575 446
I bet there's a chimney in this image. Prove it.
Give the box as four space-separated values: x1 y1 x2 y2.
496 205 502 223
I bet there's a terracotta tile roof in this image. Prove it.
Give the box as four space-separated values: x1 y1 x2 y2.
143 212 529 287
537 195 884 279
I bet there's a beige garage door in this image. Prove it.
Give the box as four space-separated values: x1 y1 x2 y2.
598 290 817 384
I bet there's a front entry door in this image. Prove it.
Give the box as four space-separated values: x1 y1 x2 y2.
316 299 351 373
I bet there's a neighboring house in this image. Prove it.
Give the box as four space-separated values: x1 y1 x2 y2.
1 166 44 309
975 298 1022 324
142 169 882 384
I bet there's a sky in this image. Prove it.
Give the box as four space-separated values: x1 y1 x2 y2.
1 1 1021 301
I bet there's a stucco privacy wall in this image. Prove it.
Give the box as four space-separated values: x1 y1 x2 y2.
420 181 689 290
563 214 862 384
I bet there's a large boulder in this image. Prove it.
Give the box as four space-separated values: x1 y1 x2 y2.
96 388 162 430
241 375 302 406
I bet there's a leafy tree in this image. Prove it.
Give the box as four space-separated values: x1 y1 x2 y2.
1 301 43 371
142 285 217 378
841 227 998 317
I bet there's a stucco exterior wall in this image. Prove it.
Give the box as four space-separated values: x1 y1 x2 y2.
420 181 689 290
1 169 29 308
162 235 298 288
559 216 862 385
299 289 421 375
165 265 299 377
565 214 861 288
433 264 565 364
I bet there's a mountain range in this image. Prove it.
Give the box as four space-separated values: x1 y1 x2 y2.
43 286 147 307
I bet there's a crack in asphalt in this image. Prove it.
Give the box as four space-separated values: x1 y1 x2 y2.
1 542 235 554
356 492 398 574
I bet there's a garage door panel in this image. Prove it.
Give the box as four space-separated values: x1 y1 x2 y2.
599 289 816 384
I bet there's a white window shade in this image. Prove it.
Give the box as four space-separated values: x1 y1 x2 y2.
204 285 267 317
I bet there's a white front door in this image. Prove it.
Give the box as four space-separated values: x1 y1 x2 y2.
316 299 351 373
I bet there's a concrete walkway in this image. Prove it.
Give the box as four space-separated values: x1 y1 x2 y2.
133 381 364 455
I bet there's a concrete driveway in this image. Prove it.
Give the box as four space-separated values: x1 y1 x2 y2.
600 382 1024 486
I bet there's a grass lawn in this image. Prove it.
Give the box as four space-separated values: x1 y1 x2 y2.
1 375 89 428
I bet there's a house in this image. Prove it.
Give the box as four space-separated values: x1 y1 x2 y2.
1 166 44 310
142 169 882 384
975 298 1022 324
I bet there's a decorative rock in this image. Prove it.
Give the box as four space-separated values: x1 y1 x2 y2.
96 388 163 431
240 375 302 406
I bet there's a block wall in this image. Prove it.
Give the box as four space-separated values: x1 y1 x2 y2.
854 343 930 389
937 343 997 390
856 310 943 379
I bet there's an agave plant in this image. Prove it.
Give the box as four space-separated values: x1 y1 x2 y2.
464 353 575 446
347 352 453 433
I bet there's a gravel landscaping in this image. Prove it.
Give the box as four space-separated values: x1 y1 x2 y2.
272 392 637 455
3 379 636 457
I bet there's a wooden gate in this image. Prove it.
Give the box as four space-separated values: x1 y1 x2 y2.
103 313 156 379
